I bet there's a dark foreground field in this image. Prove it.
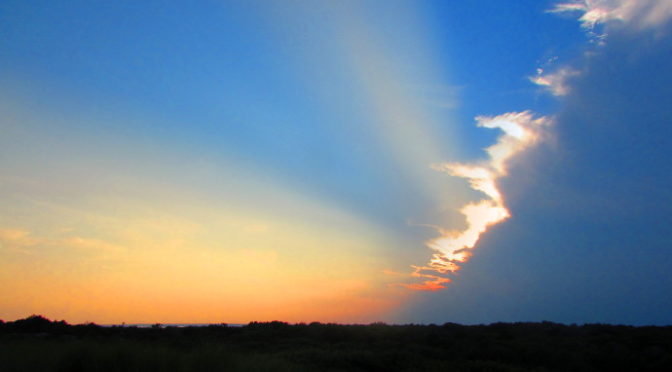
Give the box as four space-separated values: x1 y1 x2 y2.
1 316 671 371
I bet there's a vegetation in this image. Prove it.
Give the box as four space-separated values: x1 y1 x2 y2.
1 315 671 371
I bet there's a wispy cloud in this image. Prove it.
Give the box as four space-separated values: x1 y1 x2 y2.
0 229 38 253
0 228 125 256
534 1 672 99
551 0 672 31
530 67 581 96
532 1 672 99
406 112 551 290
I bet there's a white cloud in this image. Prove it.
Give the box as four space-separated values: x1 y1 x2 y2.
530 67 581 96
551 0 672 31
405 112 552 290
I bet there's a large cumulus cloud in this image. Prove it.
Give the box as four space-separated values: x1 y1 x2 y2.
396 13 672 325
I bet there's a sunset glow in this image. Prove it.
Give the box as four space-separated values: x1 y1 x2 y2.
2 0 671 326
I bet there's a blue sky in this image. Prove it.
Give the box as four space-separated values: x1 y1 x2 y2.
1 0 671 324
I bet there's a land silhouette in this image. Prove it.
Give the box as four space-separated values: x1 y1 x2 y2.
1 315 671 371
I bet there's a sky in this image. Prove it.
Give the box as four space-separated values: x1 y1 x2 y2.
1 0 671 325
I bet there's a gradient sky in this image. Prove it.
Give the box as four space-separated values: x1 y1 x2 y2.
2 0 671 325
